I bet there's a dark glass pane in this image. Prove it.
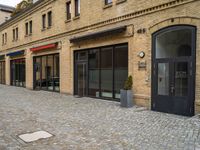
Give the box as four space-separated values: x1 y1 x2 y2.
54 54 60 92
77 63 86 96
105 0 112 5
48 11 52 27
88 49 100 97
20 59 26 87
158 63 169 95
76 51 87 61
101 47 113 98
75 0 80 16
66 1 71 20
29 21 32 34
25 22 29 35
2 62 5 84
35 57 41 90
41 56 47 90
42 14 46 29
175 62 188 96
10 59 25 87
47 55 54 91
156 28 192 58
114 45 128 98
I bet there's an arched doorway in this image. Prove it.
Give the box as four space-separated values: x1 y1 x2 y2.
152 25 196 116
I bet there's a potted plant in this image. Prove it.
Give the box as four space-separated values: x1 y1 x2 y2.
120 75 133 108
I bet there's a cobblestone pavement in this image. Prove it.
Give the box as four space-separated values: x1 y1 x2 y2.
0 85 200 150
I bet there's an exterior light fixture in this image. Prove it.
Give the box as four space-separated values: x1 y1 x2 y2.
138 51 145 58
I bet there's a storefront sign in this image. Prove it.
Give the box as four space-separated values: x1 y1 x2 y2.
30 43 57 52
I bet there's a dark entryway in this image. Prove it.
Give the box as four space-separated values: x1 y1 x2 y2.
33 54 60 92
0 61 5 84
152 25 196 116
74 43 128 100
11 58 26 87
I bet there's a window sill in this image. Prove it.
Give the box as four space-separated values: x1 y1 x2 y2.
41 28 46 32
65 19 71 23
116 0 127 5
47 26 52 29
73 16 80 20
103 3 112 9
12 39 19 42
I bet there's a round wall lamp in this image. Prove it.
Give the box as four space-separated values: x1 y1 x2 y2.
138 51 145 58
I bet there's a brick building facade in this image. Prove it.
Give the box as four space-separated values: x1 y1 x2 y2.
0 0 199 116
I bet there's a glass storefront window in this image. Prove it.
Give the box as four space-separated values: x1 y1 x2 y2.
75 43 128 100
0 61 5 84
54 54 60 92
88 49 100 97
101 47 113 98
114 45 128 98
11 59 26 87
34 54 60 92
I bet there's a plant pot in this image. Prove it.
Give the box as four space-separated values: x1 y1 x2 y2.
120 89 133 108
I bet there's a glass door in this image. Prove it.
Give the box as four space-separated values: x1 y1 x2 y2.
152 26 196 116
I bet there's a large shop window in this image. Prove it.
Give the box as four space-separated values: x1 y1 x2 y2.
75 44 128 100
34 54 60 92
0 61 5 84
11 59 26 87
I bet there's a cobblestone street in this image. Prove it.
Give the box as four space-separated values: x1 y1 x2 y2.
0 85 200 150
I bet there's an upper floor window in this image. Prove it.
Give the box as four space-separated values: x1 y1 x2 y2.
105 0 112 5
12 27 18 41
29 20 32 34
25 20 32 36
25 22 29 35
66 1 71 20
2 33 7 45
75 0 80 17
47 11 52 27
42 14 46 29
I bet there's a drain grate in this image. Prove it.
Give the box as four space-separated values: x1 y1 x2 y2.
18 131 53 143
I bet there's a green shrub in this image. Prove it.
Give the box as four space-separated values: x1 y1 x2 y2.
124 75 133 90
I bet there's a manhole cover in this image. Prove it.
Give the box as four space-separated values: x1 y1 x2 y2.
19 131 53 143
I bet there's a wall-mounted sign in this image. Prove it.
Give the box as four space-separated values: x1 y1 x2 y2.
138 60 147 70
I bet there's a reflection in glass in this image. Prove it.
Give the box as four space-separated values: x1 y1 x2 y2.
114 45 128 98
175 62 188 96
54 55 60 92
41 56 47 90
77 63 86 96
88 49 100 97
47 55 54 91
158 63 169 95
34 54 60 92
156 29 192 58
35 57 41 90
11 59 25 87
75 44 128 99
101 47 113 98
2 62 5 84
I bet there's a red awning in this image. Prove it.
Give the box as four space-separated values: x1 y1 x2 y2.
30 43 57 52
